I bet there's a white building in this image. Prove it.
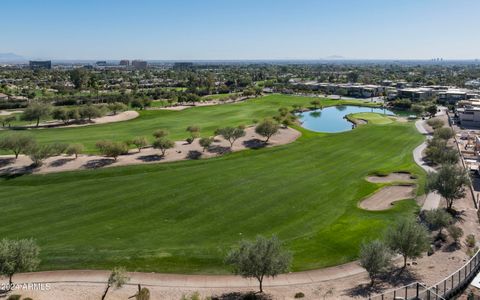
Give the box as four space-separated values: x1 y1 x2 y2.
457 99 480 127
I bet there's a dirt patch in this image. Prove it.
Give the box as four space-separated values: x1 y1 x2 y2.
359 185 415 211
366 172 415 183
0 126 301 175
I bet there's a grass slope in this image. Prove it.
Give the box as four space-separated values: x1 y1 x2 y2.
0 121 424 274
0 95 377 153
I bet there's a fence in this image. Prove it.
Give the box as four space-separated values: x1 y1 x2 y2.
369 248 480 300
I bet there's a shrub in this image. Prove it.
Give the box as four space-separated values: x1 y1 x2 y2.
6 295 21 300
466 234 476 248
426 118 444 130
447 225 463 245
130 136 149 152
255 119 280 143
108 102 128 115
152 138 175 156
423 208 453 236
467 246 479 258
294 292 305 298
80 105 104 121
66 143 85 159
96 141 129 160
434 127 455 140
153 129 169 139
27 143 66 167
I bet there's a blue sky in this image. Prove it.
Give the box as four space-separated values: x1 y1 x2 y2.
1 0 479 60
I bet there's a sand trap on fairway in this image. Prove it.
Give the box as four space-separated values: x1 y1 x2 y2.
31 111 139 128
366 172 414 183
359 185 415 211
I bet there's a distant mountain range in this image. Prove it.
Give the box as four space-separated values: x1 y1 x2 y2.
0 53 26 62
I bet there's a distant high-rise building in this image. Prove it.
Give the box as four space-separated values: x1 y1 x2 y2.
119 59 130 66
29 60 52 70
132 60 147 70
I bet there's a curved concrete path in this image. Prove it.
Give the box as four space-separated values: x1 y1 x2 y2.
413 109 447 210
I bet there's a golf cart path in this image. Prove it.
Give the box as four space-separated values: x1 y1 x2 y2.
413 108 448 210
9 261 366 289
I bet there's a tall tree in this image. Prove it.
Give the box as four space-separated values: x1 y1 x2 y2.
427 164 470 210
215 126 246 148
385 218 430 268
22 102 52 127
153 137 175 156
0 134 36 159
359 240 392 286
255 119 280 143
0 238 40 291
225 235 291 293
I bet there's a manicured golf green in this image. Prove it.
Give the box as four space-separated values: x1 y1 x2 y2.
349 112 395 125
0 95 377 153
0 115 425 273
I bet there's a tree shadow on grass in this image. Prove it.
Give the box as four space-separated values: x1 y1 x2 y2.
212 292 272 300
242 139 267 149
49 158 75 167
0 158 15 168
137 154 164 162
83 158 115 169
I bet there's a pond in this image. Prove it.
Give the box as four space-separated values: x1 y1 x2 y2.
298 105 395 133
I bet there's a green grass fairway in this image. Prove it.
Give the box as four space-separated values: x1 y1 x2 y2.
0 119 425 273
0 95 377 153
349 112 394 125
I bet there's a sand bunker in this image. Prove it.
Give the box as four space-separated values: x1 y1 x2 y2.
366 172 414 183
359 185 415 211
32 111 139 128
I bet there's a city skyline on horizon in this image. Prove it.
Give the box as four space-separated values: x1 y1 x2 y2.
2 0 480 61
